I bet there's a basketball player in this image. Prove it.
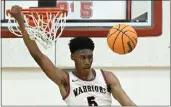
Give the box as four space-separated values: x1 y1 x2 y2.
10 5 136 106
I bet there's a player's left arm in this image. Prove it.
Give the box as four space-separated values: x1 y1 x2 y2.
104 71 136 106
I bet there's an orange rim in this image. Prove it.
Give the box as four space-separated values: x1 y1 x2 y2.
6 8 68 26
6 8 68 16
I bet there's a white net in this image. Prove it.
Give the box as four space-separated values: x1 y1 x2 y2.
7 9 67 48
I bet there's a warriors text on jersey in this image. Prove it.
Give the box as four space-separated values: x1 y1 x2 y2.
63 69 112 106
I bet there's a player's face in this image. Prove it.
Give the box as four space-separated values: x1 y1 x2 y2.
72 49 93 73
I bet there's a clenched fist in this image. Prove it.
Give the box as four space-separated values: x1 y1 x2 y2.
10 5 23 21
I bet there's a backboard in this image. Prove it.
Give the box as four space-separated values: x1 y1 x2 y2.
1 0 162 38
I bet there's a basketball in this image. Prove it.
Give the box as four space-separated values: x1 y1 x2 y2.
107 24 138 54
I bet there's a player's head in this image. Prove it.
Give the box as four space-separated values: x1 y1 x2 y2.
69 37 95 74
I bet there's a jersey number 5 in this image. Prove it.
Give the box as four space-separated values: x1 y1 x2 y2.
87 96 98 106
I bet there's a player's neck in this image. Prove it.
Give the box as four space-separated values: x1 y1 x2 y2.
74 68 94 81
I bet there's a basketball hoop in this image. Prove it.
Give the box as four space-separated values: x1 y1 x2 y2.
6 8 68 48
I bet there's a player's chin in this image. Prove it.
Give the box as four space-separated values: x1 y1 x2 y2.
83 68 91 72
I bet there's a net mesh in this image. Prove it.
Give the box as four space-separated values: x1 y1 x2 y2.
7 9 67 48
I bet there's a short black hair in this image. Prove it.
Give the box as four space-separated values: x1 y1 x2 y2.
68 37 95 54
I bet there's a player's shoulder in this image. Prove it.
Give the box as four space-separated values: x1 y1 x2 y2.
100 69 119 84
100 69 114 77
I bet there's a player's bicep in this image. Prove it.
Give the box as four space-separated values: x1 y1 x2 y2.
34 54 67 86
105 71 135 106
111 82 127 101
110 78 135 106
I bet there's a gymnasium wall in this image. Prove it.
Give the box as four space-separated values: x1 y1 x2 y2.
1 1 170 106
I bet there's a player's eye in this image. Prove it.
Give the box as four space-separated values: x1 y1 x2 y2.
80 56 86 60
88 55 92 59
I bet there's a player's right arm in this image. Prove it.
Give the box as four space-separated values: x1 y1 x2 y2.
10 5 68 87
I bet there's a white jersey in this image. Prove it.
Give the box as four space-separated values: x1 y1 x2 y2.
63 69 112 106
